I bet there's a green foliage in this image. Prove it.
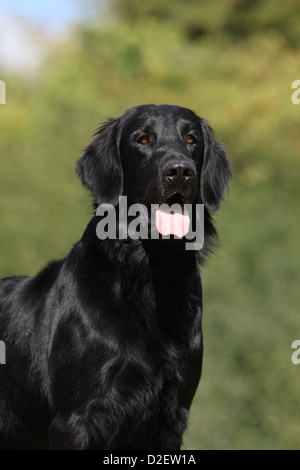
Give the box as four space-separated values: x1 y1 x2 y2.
0 0 299 449
109 0 300 46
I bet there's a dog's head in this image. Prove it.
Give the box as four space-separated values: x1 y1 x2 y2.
76 104 231 237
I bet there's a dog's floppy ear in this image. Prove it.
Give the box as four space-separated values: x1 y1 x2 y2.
199 118 232 212
75 118 122 206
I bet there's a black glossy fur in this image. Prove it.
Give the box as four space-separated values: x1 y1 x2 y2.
0 104 231 449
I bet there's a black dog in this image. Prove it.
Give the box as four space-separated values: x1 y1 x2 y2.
0 104 231 449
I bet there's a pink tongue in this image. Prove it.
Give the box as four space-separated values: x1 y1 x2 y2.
155 207 190 238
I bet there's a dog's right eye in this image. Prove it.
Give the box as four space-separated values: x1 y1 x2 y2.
137 135 149 145
186 134 197 145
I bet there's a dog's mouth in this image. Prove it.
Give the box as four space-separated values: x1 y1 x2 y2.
145 192 191 238
164 192 186 207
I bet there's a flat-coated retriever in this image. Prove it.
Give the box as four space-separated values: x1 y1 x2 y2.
0 104 231 450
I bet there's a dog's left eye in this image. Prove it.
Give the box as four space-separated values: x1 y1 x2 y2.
186 134 197 145
138 135 149 145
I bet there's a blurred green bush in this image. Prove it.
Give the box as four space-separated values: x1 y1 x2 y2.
0 0 299 450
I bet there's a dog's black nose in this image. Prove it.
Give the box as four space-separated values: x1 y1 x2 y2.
163 161 195 183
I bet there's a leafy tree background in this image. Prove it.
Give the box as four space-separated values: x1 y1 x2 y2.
0 0 300 449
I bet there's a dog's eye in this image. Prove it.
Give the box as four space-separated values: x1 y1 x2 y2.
138 135 149 145
186 134 197 145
